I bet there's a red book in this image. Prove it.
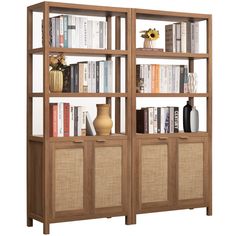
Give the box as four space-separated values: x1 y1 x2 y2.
50 103 58 137
63 103 70 137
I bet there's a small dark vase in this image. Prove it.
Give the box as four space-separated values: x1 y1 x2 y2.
183 101 192 132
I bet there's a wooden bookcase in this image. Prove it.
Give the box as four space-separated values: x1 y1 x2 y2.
27 2 212 234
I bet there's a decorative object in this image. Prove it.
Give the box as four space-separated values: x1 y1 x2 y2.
140 28 160 48
190 106 199 132
93 104 113 135
183 100 192 132
188 73 197 93
49 54 67 92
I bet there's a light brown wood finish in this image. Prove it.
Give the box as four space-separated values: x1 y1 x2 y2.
115 16 121 133
27 6 33 227
206 15 212 216
27 2 212 233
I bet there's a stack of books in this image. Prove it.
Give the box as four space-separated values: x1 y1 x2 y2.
136 107 179 134
47 15 107 48
165 22 199 53
49 102 96 137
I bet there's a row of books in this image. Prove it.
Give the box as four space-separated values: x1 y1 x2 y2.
136 64 188 93
49 103 96 137
136 107 179 134
48 15 107 48
62 60 113 93
165 22 199 53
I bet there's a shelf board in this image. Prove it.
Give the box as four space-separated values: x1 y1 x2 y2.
135 8 211 22
136 93 209 97
29 48 128 56
136 50 208 59
29 93 128 98
29 134 127 142
136 132 208 138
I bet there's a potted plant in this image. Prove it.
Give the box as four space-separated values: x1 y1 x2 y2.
49 54 67 92
140 28 160 48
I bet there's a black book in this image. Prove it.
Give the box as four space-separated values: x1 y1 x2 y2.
63 66 71 92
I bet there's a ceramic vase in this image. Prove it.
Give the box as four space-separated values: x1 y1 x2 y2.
49 70 63 92
143 38 157 48
93 104 113 135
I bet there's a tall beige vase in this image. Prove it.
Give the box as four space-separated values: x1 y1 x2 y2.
93 104 113 135
49 70 63 92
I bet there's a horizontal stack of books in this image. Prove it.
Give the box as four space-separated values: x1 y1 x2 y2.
136 64 188 93
49 103 96 137
165 22 199 53
136 107 179 134
47 15 107 48
63 60 113 93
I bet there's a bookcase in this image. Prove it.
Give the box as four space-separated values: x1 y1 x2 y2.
27 2 212 234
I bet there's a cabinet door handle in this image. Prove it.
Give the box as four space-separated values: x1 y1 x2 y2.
159 137 168 140
73 140 84 143
179 136 188 139
96 139 106 143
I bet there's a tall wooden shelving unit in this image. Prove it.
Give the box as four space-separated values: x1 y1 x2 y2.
27 2 212 234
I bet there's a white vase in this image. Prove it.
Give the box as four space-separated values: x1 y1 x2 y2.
188 73 197 93
143 38 157 48
190 106 199 132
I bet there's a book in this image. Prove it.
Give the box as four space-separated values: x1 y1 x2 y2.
86 112 96 136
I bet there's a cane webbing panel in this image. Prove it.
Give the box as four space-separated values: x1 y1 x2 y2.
55 148 83 212
141 144 168 203
95 147 122 208
178 143 203 200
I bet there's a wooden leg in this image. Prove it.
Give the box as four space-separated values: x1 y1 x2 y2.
43 223 50 235
207 206 212 216
27 217 33 227
125 214 136 225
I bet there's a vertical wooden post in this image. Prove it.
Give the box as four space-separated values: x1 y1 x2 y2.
125 9 136 225
206 15 212 216
43 2 50 234
27 6 33 228
106 16 112 119
115 16 121 134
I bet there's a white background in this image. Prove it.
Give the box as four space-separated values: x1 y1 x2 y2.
0 0 235 235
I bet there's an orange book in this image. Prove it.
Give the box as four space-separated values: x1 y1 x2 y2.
50 103 58 137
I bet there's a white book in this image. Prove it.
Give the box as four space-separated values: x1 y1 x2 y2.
147 65 152 93
58 102 64 137
104 21 107 49
77 106 82 136
167 65 172 93
160 107 166 133
75 17 80 48
69 106 74 136
92 21 100 48
107 61 113 92
87 61 92 93
193 22 199 53
181 22 187 52
87 20 93 48
175 66 180 93
91 61 96 92
99 61 104 92
81 106 87 136
83 63 88 92
148 107 154 134
86 112 96 136
153 107 158 134
51 17 56 47
68 15 76 48
59 15 64 47
143 64 148 93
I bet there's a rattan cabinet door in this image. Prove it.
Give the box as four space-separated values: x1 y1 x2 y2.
177 136 208 206
51 142 89 218
137 138 174 212
93 139 127 215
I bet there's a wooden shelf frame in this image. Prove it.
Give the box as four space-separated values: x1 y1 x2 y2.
27 2 212 233
130 8 212 224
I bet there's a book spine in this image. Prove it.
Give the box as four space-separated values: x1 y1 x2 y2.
74 106 78 136
70 64 74 93
77 106 82 136
62 66 71 92
58 102 64 137
99 61 104 92
96 61 100 92
153 107 158 133
174 107 179 133
169 107 174 133
194 22 199 53
157 107 161 133
175 23 181 53
136 110 144 133
143 108 148 133
74 63 79 92
164 107 170 133
99 21 103 49
59 15 64 48
63 15 68 48
63 103 70 137
83 63 88 92
107 61 113 92
69 106 74 136
81 107 87 136
179 65 184 93
55 17 60 48
50 103 58 137
51 17 56 47
104 61 108 92
91 61 96 92
181 22 187 53
148 107 154 134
